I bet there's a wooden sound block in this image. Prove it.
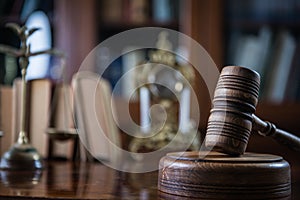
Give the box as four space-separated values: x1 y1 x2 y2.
158 151 291 200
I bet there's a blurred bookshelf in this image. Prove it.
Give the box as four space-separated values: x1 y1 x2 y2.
96 0 180 42
222 0 300 175
225 0 300 104
0 0 299 177
1 0 219 148
2 0 299 136
223 0 300 137
94 0 181 96
53 0 224 129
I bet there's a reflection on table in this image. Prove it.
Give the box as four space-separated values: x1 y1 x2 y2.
0 161 299 199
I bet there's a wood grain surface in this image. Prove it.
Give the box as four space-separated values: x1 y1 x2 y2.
0 159 298 199
158 151 291 199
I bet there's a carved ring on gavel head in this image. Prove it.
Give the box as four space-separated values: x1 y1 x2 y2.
205 65 300 155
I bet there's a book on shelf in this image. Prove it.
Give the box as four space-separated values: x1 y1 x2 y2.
72 72 121 163
226 0 300 103
47 83 76 160
228 27 299 103
0 85 13 155
123 0 150 24
226 0 300 23
101 0 150 24
263 30 296 103
27 79 52 157
95 47 123 96
284 39 300 102
231 26 272 78
3 54 18 85
20 0 39 21
152 0 179 23
99 0 179 25
229 26 272 97
8 78 76 159
99 0 123 23
121 47 146 101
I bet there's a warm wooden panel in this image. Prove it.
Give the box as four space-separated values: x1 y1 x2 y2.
180 0 224 133
256 102 300 134
54 0 97 82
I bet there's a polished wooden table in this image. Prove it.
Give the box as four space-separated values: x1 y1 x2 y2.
0 161 299 199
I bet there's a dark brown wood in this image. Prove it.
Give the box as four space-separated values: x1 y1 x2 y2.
181 0 224 135
205 65 300 155
252 115 300 152
158 151 291 199
54 0 97 82
0 161 158 200
0 160 299 199
256 102 300 134
205 65 261 155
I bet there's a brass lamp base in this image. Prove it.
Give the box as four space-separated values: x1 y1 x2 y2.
0 143 43 170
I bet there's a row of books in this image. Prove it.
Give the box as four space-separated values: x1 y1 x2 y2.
0 75 123 163
99 0 179 25
227 26 300 103
97 47 147 99
226 0 300 23
0 79 75 159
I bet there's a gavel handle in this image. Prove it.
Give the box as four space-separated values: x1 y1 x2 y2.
252 114 300 152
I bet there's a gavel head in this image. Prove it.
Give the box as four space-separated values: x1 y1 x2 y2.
205 65 260 155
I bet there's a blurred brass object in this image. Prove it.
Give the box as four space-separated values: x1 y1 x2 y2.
46 128 77 141
0 23 64 170
129 32 199 159
129 99 199 157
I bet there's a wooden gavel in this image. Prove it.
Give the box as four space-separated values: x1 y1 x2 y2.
205 65 300 155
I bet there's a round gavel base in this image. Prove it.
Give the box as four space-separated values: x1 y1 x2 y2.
158 151 291 200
